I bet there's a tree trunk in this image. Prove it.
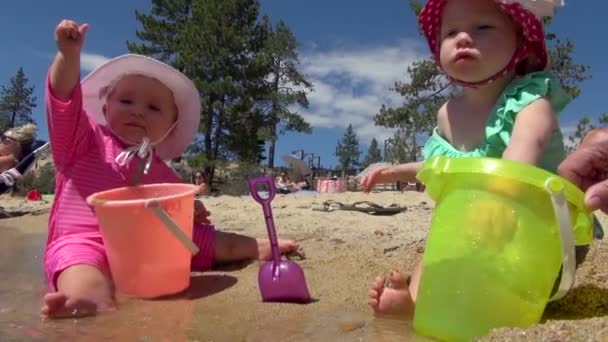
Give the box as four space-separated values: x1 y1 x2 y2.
410 134 418 162
268 138 276 168
208 97 225 189
10 111 16 127
203 96 215 187
268 66 281 169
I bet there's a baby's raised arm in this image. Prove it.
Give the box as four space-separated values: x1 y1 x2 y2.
49 20 89 100
502 97 558 166
46 20 93 169
360 162 422 193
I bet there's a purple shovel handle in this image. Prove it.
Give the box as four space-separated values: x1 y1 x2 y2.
247 177 281 268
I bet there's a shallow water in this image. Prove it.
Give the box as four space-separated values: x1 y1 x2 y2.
0 222 433 341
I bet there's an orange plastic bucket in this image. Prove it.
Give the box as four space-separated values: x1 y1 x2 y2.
86 183 199 298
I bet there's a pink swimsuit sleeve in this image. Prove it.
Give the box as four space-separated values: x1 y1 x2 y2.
191 224 216 271
45 73 95 170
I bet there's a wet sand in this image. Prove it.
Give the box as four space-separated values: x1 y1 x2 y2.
0 192 607 341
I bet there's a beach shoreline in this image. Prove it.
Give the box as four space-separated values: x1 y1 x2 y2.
0 191 606 341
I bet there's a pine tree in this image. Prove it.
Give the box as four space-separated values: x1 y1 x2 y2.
127 0 271 182
0 67 37 130
258 18 313 168
362 138 383 167
335 124 361 175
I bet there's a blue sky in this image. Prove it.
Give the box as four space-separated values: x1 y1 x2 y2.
0 1 605 168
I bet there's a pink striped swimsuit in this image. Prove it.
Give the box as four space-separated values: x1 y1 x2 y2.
44 74 215 290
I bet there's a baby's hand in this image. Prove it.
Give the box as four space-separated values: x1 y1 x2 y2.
197 183 209 196
360 167 394 193
55 20 89 57
193 200 211 225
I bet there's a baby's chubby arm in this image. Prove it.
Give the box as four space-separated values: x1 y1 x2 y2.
502 97 558 166
360 162 422 192
49 20 89 100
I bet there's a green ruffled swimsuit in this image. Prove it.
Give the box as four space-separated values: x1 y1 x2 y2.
422 71 570 173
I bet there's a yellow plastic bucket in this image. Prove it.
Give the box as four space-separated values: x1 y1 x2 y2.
413 156 593 341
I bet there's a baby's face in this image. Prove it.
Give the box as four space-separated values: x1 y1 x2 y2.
103 75 178 144
438 0 519 83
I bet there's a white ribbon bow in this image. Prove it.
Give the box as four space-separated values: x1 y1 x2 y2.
115 137 154 175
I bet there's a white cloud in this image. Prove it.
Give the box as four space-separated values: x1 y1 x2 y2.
74 42 428 146
80 52 111 72
561 124 577 138
561 123 579 150
296 39 427 145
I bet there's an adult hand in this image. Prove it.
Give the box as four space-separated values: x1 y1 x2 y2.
558 139 608 214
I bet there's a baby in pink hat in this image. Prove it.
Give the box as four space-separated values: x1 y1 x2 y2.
362 0 574 318
42 19 298 319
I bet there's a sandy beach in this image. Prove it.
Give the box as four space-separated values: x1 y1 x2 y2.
1 190 607 341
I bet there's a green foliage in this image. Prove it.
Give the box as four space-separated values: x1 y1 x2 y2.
543 18 591 99
127 0 311 182
218 162 263 196
566 114 608 152
362 138 383 167
0 67 37 130
128 0 269 182
384 128 422 163
335 124 361 172
16 163 56 195
258 18 313 168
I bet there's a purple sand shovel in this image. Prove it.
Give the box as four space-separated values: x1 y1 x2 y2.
248 176 311 303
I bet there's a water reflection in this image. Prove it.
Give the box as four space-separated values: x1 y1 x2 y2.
0 223 431 341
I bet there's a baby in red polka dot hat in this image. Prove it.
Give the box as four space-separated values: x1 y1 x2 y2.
363 0 575 321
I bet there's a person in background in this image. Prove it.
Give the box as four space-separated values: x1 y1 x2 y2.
0 123 37 172
192 171 209 196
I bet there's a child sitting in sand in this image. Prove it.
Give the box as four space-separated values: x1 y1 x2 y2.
361 0 573 318
42 19 298 319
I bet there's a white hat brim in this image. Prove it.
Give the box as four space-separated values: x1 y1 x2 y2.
81 54 201 160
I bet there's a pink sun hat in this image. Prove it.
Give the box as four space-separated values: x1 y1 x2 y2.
81 54 201 160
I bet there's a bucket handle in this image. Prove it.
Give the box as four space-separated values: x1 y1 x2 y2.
145 200 200 255
545 177 576 301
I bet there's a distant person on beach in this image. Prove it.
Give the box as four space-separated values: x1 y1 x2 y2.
361 0 575 319
558 128 608 214
192 171 209 196
0 123 37 172
275 171 306 193
41 19 299 319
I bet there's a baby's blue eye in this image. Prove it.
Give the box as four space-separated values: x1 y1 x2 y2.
478 25 493 30
120 99 132 105
149 105 160 111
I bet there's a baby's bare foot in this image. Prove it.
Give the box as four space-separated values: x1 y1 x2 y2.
41 292 99 319
368 271 414 319
41 292 114 319
256 239 299 261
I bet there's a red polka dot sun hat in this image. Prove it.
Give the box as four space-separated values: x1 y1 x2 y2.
418 0 565 87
